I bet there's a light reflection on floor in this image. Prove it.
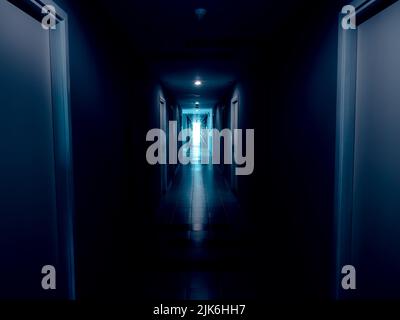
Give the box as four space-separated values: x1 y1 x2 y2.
150 157 256 300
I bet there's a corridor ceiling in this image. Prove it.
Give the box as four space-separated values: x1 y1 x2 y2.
83 0 341 108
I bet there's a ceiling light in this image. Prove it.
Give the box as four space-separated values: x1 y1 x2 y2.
195 8 207 21
194 80 202 86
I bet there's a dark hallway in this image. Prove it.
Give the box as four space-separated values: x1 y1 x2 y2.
3 0 400 312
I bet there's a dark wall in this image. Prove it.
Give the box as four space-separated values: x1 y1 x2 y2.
53 0 161 299
213 3 341 299
57 0 191 299
252 6 340 299
56 1 126 298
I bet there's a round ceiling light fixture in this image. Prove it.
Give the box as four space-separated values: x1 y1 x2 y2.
195 8 207 21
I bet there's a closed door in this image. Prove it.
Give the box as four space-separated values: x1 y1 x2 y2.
0 0 58 297
352 0 400 298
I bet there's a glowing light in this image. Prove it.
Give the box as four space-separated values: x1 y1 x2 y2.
194 80 202 86
195 8 207 20
193 121 201 146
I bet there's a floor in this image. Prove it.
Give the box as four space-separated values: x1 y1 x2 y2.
145 162 257 300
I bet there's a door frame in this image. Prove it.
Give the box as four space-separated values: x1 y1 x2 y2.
230 94 239 192
159 96 168 194
334 0 398 299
